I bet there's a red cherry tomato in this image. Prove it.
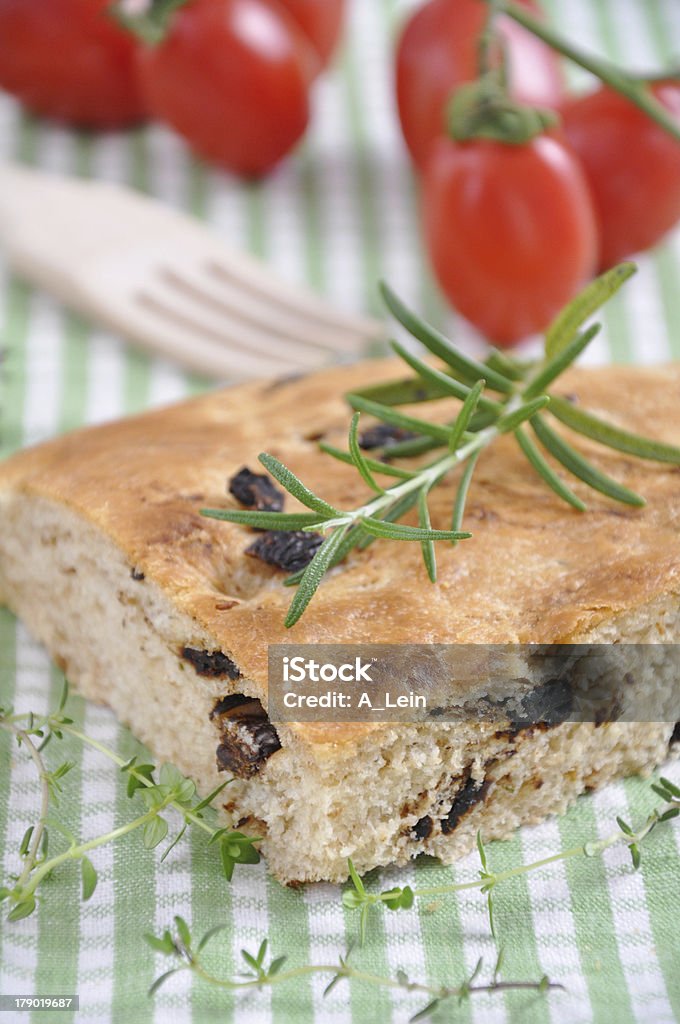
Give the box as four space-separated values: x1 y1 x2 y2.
396 0 565 170
0 0 145 128
138 0 321 176
422 134 598 344
281 0 345 69
561 82 680 269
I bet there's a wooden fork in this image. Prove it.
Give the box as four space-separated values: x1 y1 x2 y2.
0 163 385 380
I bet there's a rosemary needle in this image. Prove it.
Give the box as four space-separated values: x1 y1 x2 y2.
202 263 680 627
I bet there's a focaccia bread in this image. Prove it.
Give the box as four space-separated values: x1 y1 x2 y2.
0 359 678 883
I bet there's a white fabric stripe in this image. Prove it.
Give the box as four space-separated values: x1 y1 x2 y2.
146 360 191 409
376 864 428 1021
520 818 596 1024
619 255 671 365
153 814 194 1024
19 291 63 447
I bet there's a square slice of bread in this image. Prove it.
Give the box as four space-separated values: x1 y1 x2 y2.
0 360 678 883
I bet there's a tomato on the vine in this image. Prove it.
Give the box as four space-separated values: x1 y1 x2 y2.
0 0 145 128
422 134 598 344
562 82 680 269
137 0 344 176
396 0 565 170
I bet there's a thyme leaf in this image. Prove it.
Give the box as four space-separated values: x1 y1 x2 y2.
0 683 260 920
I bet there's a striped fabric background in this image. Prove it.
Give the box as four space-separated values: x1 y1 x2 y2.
0 1 679 1021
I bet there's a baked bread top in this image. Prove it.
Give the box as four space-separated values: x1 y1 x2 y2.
0 360 678 697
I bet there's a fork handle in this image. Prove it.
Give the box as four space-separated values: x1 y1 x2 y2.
0 162 73 243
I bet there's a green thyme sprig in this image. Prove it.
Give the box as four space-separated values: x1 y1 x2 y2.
202 262 680 627
145 921 560 1021
342 777 680 945
0 682 260 921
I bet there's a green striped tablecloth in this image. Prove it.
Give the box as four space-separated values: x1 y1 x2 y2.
1 2 680 1022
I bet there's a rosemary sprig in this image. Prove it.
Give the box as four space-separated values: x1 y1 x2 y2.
0 682 260 920
201 262 680 627
341 776 680 945
145 922 560 1021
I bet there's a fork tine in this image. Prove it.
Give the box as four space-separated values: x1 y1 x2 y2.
208 256 385 342
103 295 311 380
161 266 367 355
136 288 333 375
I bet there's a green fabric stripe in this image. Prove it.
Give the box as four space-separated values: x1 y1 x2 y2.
0 111 36 988
343 871 392 1024
31 675 85 1024
123 128 153 414
0 276 31 457
111 727 157 1023
414 859 472 1024
557 797 635 1023
592 0 640 365
488 835 550 1024
189 834 235 1023
0 611 18 974
190 828 235 1024
267 878 314 1024
623 774 680 1018
32 130 93 1024
183 157 213 397
341 39 383 317
187 156 208 222
1 114 37 457
58 135 93 436
299 142 325 295
246 181 267 261
650 247 680 359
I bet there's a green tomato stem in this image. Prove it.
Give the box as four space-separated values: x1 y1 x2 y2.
495 0 680 143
